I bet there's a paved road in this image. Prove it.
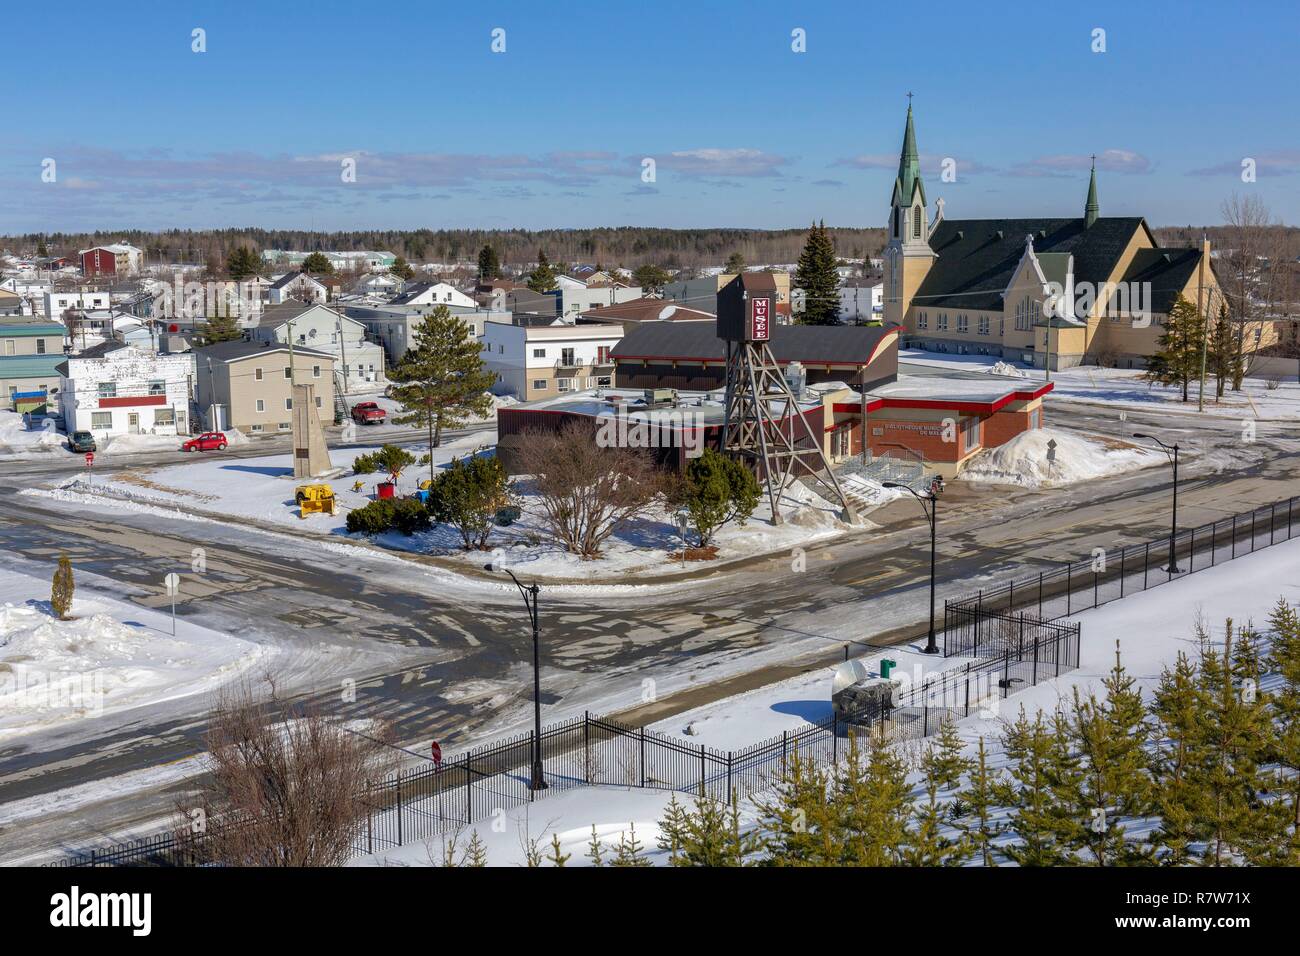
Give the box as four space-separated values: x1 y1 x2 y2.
0 397 1296 861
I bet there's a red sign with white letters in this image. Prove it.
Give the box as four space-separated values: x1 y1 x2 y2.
749 296 771 341
85 452 94 467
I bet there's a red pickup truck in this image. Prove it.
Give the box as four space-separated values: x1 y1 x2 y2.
350 401 387 425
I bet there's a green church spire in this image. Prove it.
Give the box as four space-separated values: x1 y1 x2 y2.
1085 154 1099 228
892 96 926 209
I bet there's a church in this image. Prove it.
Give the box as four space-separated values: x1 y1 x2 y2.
882 104 1234 370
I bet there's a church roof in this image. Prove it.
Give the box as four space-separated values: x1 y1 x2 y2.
914 216 1149 311
1118 247 1206 315
891 105 926 209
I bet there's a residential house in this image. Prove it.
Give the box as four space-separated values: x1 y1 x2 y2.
345 304 509 364
194 340 335 435
57 342 195 437
574 296 716 334
507 279 643 322
267 272 329 305
389 281 477 309
663 272 792 320
481 319 622 400
0 318 68 412
79 243 144 277
250 302 385 390
44 289 112 322
356 273 403 296
838 277 884 323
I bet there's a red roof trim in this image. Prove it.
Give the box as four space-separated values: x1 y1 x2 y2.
832 382 1052 416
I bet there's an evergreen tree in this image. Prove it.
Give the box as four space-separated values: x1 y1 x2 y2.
1061 644 1156 865
300 251 334 275
904 741 974 866
36 239 48 257
656 793 690 865
961 737 1005 866
997 709 1073 865
477 245 500 280
1208 305 1240 400
226 246 260 281
752 743 834 865
195 312 245 345
585 824 605 867
51 553 74 620
526 250 557 292
461 830 488 867
926 717 973 792
794 220 840 325
425 454 511 550
665 788 751 866
610 823 652 867
389 256 415 281
388 306 495 470
546 832 571 867
1144 295 1205 401
1150 651 1206 865
669 448 761 548
631 263 671 293
1267 598 1300 860
724 252 746 274
832 729 911 866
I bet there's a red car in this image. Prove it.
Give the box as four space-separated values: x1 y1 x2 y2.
181 432 229 452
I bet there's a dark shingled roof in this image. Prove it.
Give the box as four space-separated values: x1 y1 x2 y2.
916 216 1149 311
611 320 895 366
1118 248 1205 315
194 340 334 363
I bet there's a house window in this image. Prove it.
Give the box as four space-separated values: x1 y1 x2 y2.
561 348 576 366
312 365 321 378
91 411 112 429
255 367 263 381
596 345 612 364
98 382 116 399
154 408 174 426
256 399 265 412
596 375 612 387
148 380 165 395
250 424 263 433
285 398 293 410
533 348 546 358
315 396 322 408
999 318 1005 337
532 379 547 391
278 422 291 431
557 378 573 392
36 338 46 354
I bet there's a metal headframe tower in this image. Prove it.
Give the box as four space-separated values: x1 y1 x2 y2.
717 274 857 526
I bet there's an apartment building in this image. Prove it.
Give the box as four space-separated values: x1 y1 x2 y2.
0 318 67 412
56 342 195 437
194 340 335 435
250 302 385 389
481 319 622 400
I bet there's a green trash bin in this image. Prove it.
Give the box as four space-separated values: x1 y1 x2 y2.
880 658 896 679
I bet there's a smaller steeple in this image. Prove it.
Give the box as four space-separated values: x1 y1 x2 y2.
1084 155 1099 228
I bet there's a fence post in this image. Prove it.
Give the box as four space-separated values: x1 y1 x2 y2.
1144 541 1150 588
1056 630 1062 677
1189 527 1195 573
727 752 733 798
1093 568 1099 609
976 590 983 647
699 744 706 795
1009 579 1015 613
1038 571 1044 617
396 772 403 847
1251 512 1256 552
1119 546 1125 597
1232 513 1237 558
965 663 971 717
1032 620 1040 685
464 753 472 824
782 730 788 774
1066 563 1071 615
584 711 591 785
639 726 646 788
833 715 839 763
1271 502 1276 545
1212 520 1217 567
366 778 373 854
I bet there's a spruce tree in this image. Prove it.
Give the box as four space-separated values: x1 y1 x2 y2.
526 250 557 292
725 252 746 274
477 245 500 280
226 246 260 281
51 553 74 620
461 830 488 867
1208 305 1239 400
1267 598 1300 860
547 832 571 867
962 737 1005 866
389 256 415 281
927 717 974 792
388 305 495 472
794 220 841 325
752 743 833 865
835 728 910 865
1150 651 1206 864
997 708 1072 865
586 824 605 867
1144 295 1205 401
195 312 245 345
610 823 652 867
904 743 974 866
1061 644 1156 865
656 793 690 865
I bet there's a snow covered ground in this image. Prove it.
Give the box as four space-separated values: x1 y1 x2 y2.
0 410 63 456
961 425 1158 488
33 434 867 582
0 561 268 742
900 349 1300 420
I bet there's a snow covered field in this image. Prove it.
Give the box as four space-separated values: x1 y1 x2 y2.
900 349 1300 420
34 433 869 581
0 410 63 456
0 562 267 742
961 426 1158 488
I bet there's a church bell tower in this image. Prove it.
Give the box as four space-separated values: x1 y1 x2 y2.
884 97 935 329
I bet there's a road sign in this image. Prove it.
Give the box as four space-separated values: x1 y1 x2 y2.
164 572 180 596
84 452 94 467
430 740 443 769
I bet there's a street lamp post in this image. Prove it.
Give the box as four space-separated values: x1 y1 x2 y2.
1133 433 1182 574
884 475 945 654
486 563 548 790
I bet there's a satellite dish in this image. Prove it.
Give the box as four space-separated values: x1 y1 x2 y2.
658 305 677 320
308 328 317 338
832 658 871 697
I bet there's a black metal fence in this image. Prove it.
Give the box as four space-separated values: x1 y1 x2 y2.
947 496 1297 623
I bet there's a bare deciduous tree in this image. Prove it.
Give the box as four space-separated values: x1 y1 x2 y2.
1218 194 1290 387
177 677 396 866
516 422 662 559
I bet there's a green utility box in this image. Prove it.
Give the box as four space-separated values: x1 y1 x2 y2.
880 659 897 679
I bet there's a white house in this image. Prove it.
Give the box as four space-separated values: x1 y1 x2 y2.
267 272 329 305
838 278 884 322
389 281 476 309
480 319 623 401
356 273 402 296
507 282 643 322
250 302 385 390
44 289 112 322
57 342 195 437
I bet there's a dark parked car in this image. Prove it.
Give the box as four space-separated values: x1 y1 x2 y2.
68 431 97 453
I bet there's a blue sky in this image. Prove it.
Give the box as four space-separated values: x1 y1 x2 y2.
3 0 1297 233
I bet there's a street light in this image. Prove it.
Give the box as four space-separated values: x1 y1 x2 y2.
1133 432 1182 574
883 475 945 655
485 562 548 791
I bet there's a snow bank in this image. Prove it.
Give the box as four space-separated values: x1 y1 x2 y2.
102 433 183 455
0 411 62 454
986 361 1024 378
961 427 1156 487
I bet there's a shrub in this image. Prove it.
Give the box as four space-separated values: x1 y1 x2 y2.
346 499 395 535
51 553 74 620
426 455 511 549
669 447 761 547
390 498 432 535
353 444 416 477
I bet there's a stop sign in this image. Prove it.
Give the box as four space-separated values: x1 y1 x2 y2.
85 452 94 467
430 741 442 769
